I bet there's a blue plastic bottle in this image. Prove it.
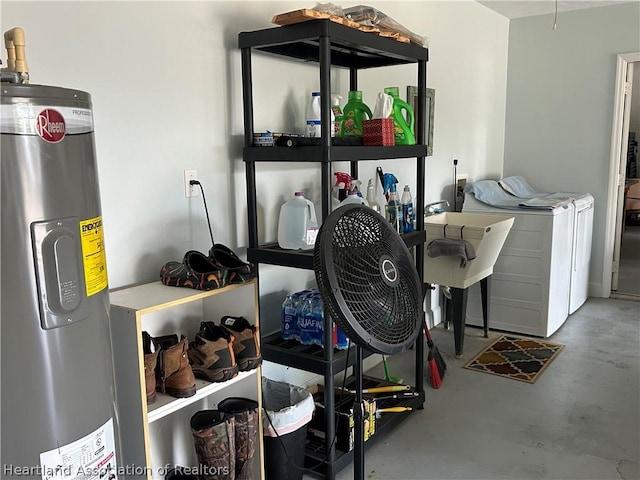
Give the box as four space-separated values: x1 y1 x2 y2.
401 185 415 233
281 293 298 341
383 86 416 145
339 90 372 137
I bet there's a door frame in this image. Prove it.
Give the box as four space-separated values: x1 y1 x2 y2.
603 52 640 297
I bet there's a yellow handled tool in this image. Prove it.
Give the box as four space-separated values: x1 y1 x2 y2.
338 385 411 395
376 407 413 414
363 385 411 394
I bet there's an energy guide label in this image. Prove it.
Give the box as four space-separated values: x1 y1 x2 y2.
39 418 118 480
79 216 108 296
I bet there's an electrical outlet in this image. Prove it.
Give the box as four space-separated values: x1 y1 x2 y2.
184 169 199 197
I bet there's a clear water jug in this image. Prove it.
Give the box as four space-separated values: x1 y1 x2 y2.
277 192 319 250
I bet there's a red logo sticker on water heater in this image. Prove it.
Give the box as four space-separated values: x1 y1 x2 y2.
35 109 66 143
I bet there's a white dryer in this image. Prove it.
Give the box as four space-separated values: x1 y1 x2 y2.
568 194 594 313
462 194 574 337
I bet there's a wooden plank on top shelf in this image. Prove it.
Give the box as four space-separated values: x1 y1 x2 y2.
271 9 410 43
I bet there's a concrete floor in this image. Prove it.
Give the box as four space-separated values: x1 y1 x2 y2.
308 297 639 480
618 225 640 297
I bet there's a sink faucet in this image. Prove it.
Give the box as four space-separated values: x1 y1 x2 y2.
425 200 450 216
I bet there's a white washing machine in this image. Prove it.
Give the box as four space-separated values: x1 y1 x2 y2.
462 193 574 337
497 175 594 314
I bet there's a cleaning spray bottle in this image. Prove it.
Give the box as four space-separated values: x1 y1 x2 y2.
334 172 353 202
366 178 381 214
350 179 364 198
383 86 416 145
340 90 372 137
383 173 402 233
340 179 369 207
331 93 343 137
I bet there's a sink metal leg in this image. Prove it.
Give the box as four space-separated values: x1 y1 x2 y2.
451 287 468 357
443 290 452 330
480 275 492 338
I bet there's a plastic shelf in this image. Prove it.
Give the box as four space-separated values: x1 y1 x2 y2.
248 231 425 270
260 332 374 375
239 20 428 69
243 145 428 163
303 375 426 477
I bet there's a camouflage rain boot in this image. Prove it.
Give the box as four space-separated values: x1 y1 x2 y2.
191 410 235 480
218 316 262 371
152 334 197 398
218 398 259 480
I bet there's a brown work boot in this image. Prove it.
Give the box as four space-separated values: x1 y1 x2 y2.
188 324 239 382
218 316 262 372
190 410 235 480
142 331 158 403
152 334 197 398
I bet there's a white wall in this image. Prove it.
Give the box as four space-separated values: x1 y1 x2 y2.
1 0 508 384
503 2 640 296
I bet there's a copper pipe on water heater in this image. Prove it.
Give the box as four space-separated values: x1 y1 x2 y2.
3 27 29 83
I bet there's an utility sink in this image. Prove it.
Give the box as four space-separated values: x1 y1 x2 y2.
423 212 514 289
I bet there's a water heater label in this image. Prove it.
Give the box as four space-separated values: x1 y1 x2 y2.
39 418 118 479
0 104 94 136
36 108 66 143
79 216 108 296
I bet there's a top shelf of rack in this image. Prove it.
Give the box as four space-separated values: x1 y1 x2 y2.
238 19 428 69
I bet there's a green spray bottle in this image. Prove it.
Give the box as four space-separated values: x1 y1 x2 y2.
339 90 372 137
383 86 416 145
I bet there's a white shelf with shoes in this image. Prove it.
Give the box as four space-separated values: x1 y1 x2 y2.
109 278 263 480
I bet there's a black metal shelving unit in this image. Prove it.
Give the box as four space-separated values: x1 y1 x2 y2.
239 19 428 480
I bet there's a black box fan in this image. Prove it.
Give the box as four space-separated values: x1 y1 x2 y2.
313 204 423 480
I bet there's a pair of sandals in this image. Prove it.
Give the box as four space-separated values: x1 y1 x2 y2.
160 244 255 290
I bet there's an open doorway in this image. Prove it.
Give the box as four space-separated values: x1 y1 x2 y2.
606 54 640 299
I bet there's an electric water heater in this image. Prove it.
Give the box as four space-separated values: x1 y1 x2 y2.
1 82 123 477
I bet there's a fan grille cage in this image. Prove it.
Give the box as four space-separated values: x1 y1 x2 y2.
313 206 422 355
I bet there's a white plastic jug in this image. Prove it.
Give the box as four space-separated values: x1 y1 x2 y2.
277 192 319 250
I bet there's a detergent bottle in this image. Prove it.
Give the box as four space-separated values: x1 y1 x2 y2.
383 86 416 145
383 173 402 233
339 90 372 137
306 91 334 138
331 93 343 136
277 191 319 250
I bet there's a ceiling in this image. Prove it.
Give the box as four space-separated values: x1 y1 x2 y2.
477 0 637 19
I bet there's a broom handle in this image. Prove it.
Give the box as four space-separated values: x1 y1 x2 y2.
423 316 435 348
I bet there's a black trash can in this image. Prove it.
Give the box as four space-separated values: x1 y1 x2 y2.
262 377 315 480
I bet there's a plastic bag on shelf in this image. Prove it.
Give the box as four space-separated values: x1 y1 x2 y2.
343 4 429 47
312 2 345 17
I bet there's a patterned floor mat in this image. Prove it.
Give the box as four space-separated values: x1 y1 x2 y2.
463 335 564 383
